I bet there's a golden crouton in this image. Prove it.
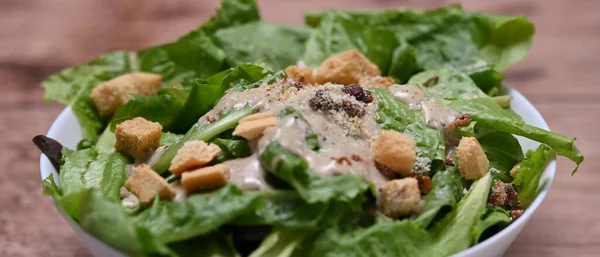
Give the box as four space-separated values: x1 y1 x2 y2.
510 162 521 178
359 76 395 88
457 137 489 179
379 178 421 219
314 49 381 85
372 130 417 177
238 112 276 123
169 140 222 175
285 66 316 84
181 164 230 194
233 113 279 140
91 72 162 117
125 164 175 206
115 117 162 159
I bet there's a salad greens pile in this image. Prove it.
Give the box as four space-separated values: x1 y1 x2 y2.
39 0 582 256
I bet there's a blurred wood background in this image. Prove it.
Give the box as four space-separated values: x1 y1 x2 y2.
1 0 599 256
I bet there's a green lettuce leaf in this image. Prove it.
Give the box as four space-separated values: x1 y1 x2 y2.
83 151 130 202
45 148 131 220
152 104 255 174
215 22 312 71
307 5 534 71
307 219 434 257
477 130 524 183
471 207 511 244
168 233 241 257
407 69 487 100
279 108 320 151
445 98 582 170
429 172 492 256
133 185 263 244
303 12 399 75
512 144 554 206
110 88 186 131
213 138 251 163
414 167 465 229
234 191 360 229
259 142 369 205
173 63 282 133
160 132 184 146
42 51 133 143
249 229 311 257
372 88 445 171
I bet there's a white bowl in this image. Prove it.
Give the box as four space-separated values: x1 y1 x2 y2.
39 88 556 257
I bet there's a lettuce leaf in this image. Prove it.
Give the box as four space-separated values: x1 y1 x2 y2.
215 22 312 70
303 12 399 76
259 142 369 206
512 144 554 206
234 191 361 229
471 207 511 244
41 0 261 143
445 98 583 170
372 88 445 171
212 138 251 163
414 167 465 228
429 173 492 256
42 51 133 143
44 148 131 220
173 64 282 132
110 88 186 131
306 5 534 71
249 229 310 257
133 185 263 244
408 69 487 100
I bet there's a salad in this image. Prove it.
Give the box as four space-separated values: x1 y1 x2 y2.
34 0 584 256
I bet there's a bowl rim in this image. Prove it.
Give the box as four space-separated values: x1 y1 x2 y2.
39 88 556 256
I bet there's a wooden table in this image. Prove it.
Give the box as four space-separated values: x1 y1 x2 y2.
1 0 598 256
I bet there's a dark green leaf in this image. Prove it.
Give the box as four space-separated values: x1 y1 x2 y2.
168 233 241 257
248 229 311 257
83 152 130 202
213 138 252 163
471 207 511 244
110 89 186 131
414 167 465 228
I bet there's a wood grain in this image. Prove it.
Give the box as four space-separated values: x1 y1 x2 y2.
1 0 598 256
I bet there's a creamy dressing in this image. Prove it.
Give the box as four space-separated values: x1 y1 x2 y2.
204 80 387 190
388 84 460 131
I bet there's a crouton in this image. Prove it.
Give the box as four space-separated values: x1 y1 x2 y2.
314 49 381 85
238 112 276 123
125 164 175 206
372 130 417 177
181 164 230 194
456 137 489 179
510 162 521 178
115 117 162 159
169 140 222 175
91 72 162 117
359 76 395 88
285 66 316 84
232 113 279 140
379 178 421 219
